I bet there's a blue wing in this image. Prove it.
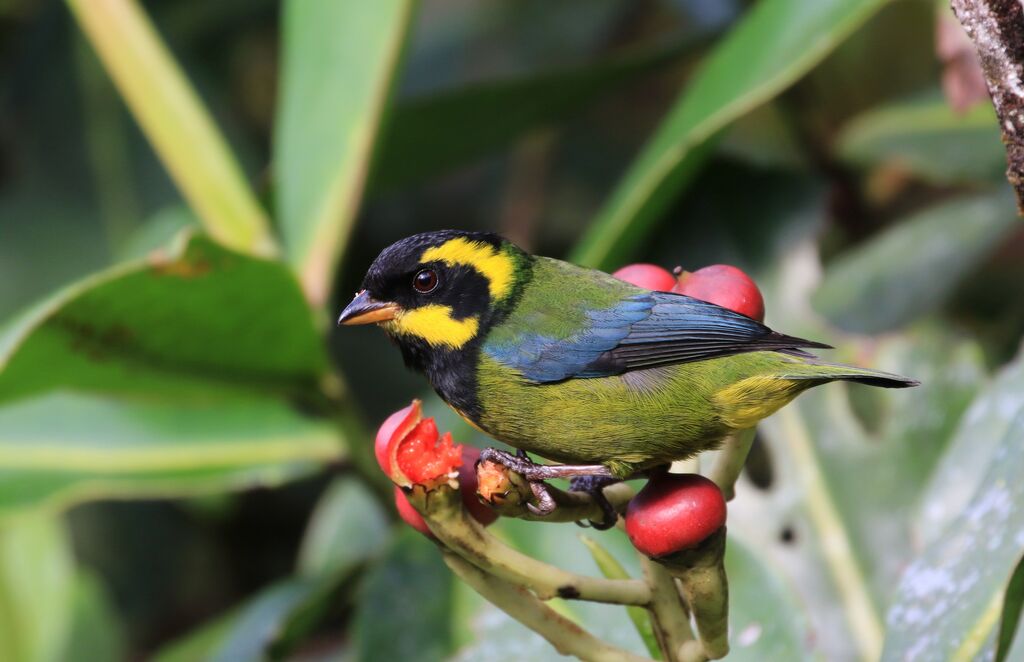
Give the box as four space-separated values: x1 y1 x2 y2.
485 291 828 383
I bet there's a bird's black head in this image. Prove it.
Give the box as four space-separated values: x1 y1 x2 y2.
338 230 530 396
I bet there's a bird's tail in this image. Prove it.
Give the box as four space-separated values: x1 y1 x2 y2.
781 361 919 388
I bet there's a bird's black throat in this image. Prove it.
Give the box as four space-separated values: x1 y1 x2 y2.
391 333 484 420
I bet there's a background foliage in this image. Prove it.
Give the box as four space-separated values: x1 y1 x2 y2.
0 0 1022 659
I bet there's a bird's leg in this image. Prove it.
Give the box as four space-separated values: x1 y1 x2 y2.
479 448 615 518
479 448 614 481
569 475 620 531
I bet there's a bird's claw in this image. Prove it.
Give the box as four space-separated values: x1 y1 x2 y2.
478 448 619 525
528 481 557 516
570 475 620 530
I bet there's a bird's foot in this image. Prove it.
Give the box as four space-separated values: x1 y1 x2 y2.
479 448 615 518
478 448 614 481
569 475 620 530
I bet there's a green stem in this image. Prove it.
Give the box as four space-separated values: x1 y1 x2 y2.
414 486 652 606
66 0 276 257
708 427 756 501
443 552 652 662
640 554 695 662
665 529 729 660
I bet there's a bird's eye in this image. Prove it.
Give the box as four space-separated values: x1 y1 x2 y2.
413 269 439 294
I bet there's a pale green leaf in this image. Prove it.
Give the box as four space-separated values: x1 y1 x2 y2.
813 190 1019 333
881 412 1024 661
572 0 891 269
0 514 75 662
62 571 126 662
917 345 1024 545
836 95 1004 184
275 0 416 304
297 477 391 580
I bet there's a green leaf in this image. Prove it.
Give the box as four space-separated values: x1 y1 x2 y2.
275 0 416 304
0 391 339 519
66 0 275 256
0 234 327 402
997 554 1024 662
580 535 661 660
370 41 688 193
0 514 75 662
812 190 1020 333
153 606 241 662
209 579 321 662
297 477 391 579
881 411 1024 661
572 0 891 269
723 535 812 661
741 325 984 659
917 346 1024 545
354 529 455 661
0 235 342 516
62 571 125 662
155 574 343 662
836 95 1005 184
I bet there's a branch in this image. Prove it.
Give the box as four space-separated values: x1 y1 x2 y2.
443 552 652 662
412 485 652 606
951 0 1024 213
662 529 730 660
640 554 695 662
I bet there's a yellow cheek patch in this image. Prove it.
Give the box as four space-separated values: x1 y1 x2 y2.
421 238 514 302
385 304 480 349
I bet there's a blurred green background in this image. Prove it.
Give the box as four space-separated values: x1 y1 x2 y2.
1 0 1023 660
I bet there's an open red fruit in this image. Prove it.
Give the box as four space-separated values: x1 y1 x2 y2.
375 401 462 488
375 400 421 475
393 446 498 536
673 264 765 322
612 264 677 292
625 473 726 558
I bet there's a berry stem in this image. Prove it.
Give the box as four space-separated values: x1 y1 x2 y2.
442 552 653 662
662 528 730 660
640 553 696 662
708 427 757 501
411 484 653 606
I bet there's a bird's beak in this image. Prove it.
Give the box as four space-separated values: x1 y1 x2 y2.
338 290 400 326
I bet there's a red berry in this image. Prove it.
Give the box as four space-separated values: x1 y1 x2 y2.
625 473 726 558
673 264 765 322
458 446 498 526
375 401 421 475
612 264 677 292
394 486 433 537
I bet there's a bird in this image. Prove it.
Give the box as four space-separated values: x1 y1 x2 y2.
339 230 917 524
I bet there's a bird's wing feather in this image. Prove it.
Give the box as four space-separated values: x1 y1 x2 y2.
486 276 829 383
